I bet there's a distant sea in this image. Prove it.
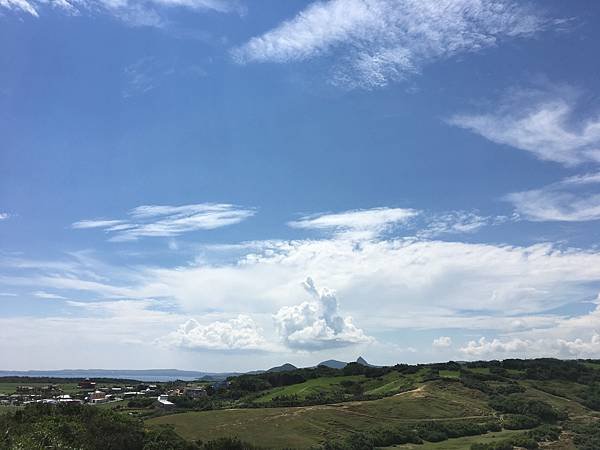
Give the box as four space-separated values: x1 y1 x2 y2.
0 369 233 382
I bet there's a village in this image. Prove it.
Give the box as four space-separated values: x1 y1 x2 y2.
0 378 227 410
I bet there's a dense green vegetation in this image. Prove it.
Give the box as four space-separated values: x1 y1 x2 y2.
3 358 600 449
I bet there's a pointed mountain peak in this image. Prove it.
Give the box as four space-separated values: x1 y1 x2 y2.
356 356 370 366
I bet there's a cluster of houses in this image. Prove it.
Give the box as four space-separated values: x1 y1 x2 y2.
0 378 227 409
81 380 162 405
0 384 77 406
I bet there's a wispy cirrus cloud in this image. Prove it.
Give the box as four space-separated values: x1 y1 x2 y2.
289 207 417 239
72 203 256 241
0 0 241 27
288 207 509 240
32 290 68 300
506 172 600 222
0 213 10 221
448 84 600 166
0 0 38 16
232 0 549 89
417 211 512 239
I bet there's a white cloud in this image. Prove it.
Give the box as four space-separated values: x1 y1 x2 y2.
72 219 125 229
274 278 373 350
73 203 255 241
460 336 530 357
460 333 600 359
159 315 269 351
0 0 38 16
506 172 600 222
0 212 10 220
32 290 67 300
555 333 600 357
232 0 547 89
432 336 452 348
9 206 600 365
0 0 240 26
10 233 600 318
289 207 417 239
448 85 600 166
417 211 511 238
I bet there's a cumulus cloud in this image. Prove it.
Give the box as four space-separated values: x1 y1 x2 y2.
274 278 373 350
0 0 241 27
232 0 547 89
9 206 600 365
72 203 255 241
460 333 600 359
448 84 600 166
460 336 529 357
159 315 269 351
555 333 600 357
432 336 452 348
289 207 417 239
506 172 600 222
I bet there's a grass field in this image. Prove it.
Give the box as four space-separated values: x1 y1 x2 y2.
147 381 493 448
363 372 417 396
583 362 600 370
439 370 460 379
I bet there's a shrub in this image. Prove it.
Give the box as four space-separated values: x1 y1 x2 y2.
502 414 540 430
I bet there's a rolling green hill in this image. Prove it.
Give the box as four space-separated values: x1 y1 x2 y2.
148 381 493 448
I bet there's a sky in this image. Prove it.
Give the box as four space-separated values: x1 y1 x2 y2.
1 0 600 372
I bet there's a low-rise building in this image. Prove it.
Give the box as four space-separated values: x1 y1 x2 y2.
156 394 174 409
183 387 207 399
89 391 107 404
78 379 96 390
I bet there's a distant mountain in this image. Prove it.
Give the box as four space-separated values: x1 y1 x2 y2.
356 356 375 367
267 363 298 373
0 369 237 382
317 359 347 369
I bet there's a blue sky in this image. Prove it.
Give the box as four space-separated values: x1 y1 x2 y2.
2 0 600 371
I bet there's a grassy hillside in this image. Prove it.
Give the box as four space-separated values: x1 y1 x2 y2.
148 381 493 447
3 358 600 449
145 359 600 449
252 375 365 403
251 370 424 403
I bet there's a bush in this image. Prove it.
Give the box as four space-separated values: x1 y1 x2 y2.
489 395 561 422
471 443 513 450
526 424 560 442
200 437 258 450
502 414 540 430
128 397 155 408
